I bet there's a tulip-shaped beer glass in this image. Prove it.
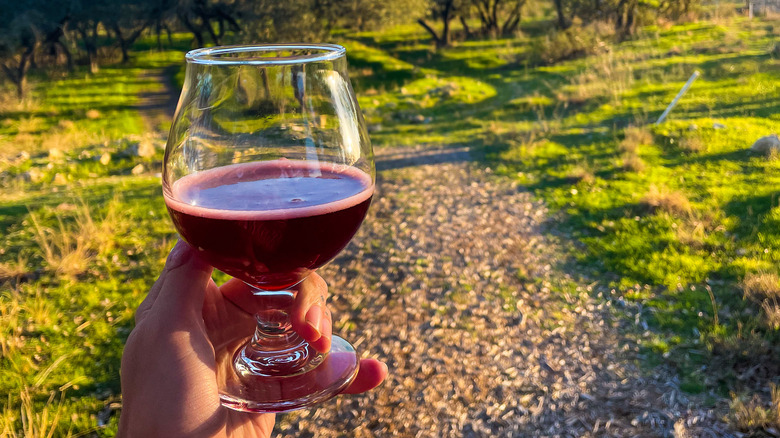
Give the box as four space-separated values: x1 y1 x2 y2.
162 44 374 412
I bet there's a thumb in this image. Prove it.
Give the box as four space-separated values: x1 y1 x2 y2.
151 240 214 325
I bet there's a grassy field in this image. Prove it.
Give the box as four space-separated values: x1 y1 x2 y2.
348 18 780 397
1 13 779 436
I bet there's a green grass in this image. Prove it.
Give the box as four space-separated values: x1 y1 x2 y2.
1 15 779 435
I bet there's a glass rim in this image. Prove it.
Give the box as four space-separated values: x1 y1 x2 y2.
185 43 346 66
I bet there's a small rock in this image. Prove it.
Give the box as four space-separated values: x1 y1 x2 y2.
369 124 383 132
131 164 145 175
48 148 64 161
430 83 458 99
57 119 75 129
52 173 67 185
86 109 101 119
400 87 408 95
750 134 780 155
100 153 111 165
137 140 156 158
120 142 139 157
713 122 726 129
17 151 30 161
687 123 698 131
25 167 43 183
411 114 426 123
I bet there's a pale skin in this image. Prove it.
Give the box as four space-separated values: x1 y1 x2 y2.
119 241 388 437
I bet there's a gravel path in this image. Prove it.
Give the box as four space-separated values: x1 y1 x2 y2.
274 146 733 437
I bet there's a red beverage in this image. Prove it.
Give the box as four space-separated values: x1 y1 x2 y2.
164 160 373 290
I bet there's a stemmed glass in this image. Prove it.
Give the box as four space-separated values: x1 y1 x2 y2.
162 44 374 412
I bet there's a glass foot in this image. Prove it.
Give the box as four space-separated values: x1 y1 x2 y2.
216 335 359 413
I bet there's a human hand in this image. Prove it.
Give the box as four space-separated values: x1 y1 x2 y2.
119 241 387 437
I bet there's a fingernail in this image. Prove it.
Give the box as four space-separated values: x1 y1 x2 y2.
380 362 389 375
166 240 191 269
306 305 323 337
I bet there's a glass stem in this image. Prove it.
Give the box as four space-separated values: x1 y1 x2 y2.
234 289 314 378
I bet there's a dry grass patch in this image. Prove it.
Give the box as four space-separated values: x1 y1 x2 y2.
742 272 780 299
674 217 719 250
679 136 705 153
0 253 30 282
0 355 76 438
28 197 125 278
761 301 780 330
729 384 780 434
0 290 24 358
742 272 780 330
619 126 653 154
622 153 646 173
565 164 595 184
640 184 692 216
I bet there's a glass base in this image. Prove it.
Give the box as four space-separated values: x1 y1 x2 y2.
216 335 359 413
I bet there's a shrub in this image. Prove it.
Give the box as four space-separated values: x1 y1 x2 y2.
531 21 614 65
742 273 780 300
565 164 595 184
640 184 692 216
742 273 780 330
679 136 705 153
729 384 780 433
619 126 653 154
622 153 646 173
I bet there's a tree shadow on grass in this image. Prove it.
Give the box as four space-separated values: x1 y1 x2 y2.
723 191 780 240
376 145 475 171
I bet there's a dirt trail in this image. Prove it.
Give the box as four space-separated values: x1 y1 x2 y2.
136 66 179 133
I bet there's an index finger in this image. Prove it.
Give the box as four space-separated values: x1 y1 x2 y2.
290 274 329 346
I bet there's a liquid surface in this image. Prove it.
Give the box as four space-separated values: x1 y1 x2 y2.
164 160 373 289
166 160 373 220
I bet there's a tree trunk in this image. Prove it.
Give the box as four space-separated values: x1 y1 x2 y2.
553 0 568 29
165 23 174 45
417 18 445 48
625 2 635 34
502 0 525 35
180 13 205 47
111 25 131 63
442 0 453 46
201 15 221 45
76 26 100 74
156 20 163 50
2 44 35 100
57 42 74 72
616 0 626 29
88 49 98 74
261 68 271 99
491 0 500 35
460 16 472 38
